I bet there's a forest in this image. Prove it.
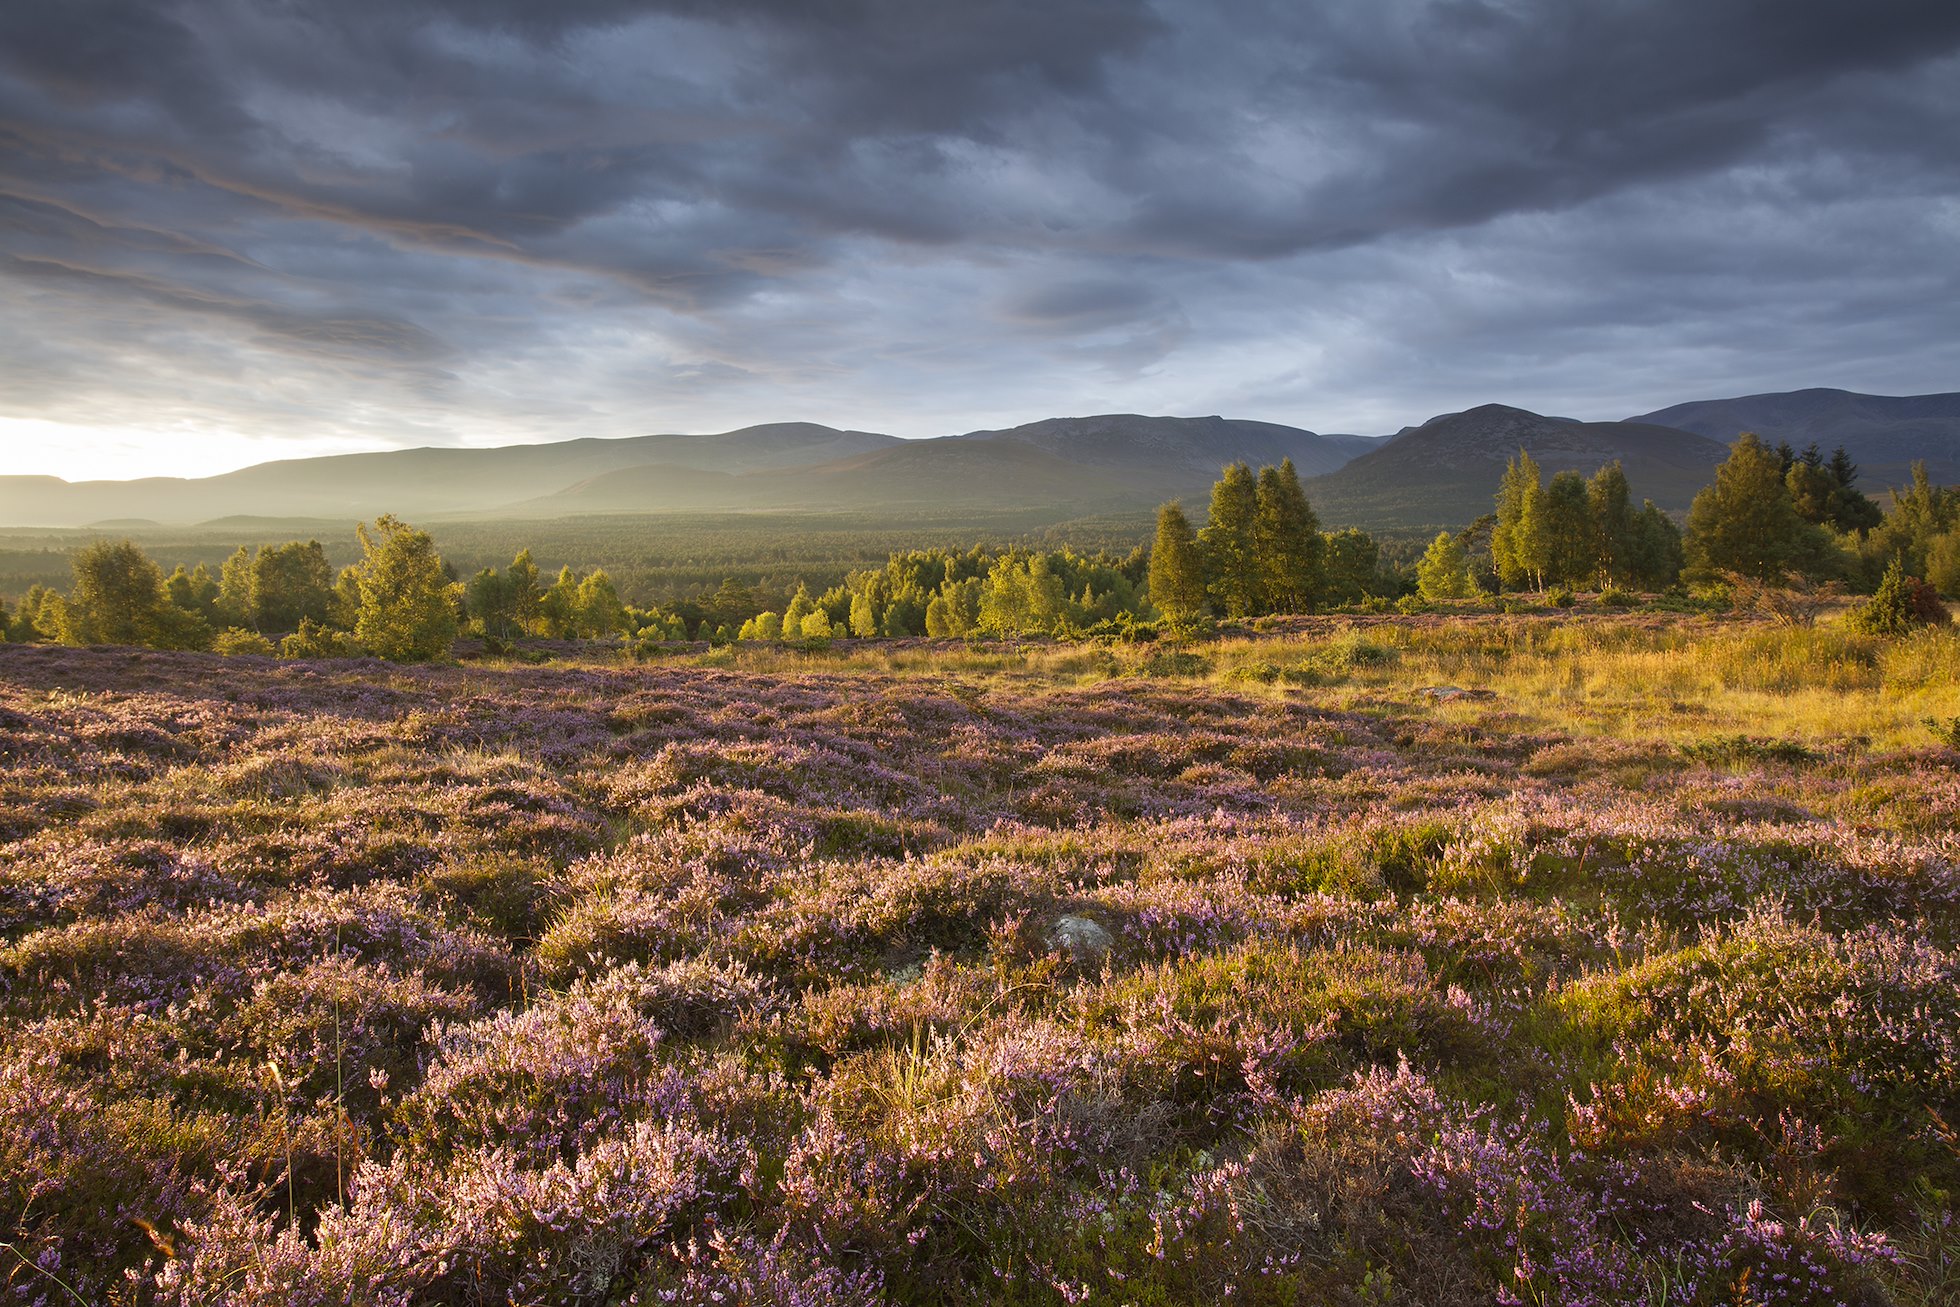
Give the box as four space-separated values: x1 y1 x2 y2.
5 436 1956 662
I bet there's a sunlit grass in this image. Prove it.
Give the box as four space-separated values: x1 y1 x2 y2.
674 611 1960 751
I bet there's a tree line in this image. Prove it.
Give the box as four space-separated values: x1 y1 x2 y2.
7 435 1955 662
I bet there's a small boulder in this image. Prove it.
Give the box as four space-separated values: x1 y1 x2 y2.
1045 914 1113 966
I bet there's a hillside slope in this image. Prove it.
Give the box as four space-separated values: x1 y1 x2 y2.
1303 404 1727 529
0 423 901 527
1628 388 1960 486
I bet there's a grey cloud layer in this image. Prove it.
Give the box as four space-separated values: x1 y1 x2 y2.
2 0 1957 468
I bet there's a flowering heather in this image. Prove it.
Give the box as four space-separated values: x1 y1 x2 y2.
0 623 1955 1305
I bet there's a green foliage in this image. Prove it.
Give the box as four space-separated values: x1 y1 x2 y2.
1541 470 1597 586
1491 449 1546 590
63 539 210 650
573 568 628 638
1685 433 1836 582
1322 528 1381 605
1414 531 1477 601
1628 499 1684 590
162 562 221 626
463 549 543 640
1585 461 1637 585
1253 459 1324 612
1783 443 1882 535
1847 558 1951 637
278 617 363 659
1148 501 1208 626
1678 734 1819 766
248 540 335 632
351 515 459 662
1198 462 1261 619
848 591 877 638
212 627 276 656
1865 462 1959 582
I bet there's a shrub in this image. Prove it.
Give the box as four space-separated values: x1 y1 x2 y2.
1596 586 1639 608
212 627 276 656
1848 558 1951 636
279 617 362 659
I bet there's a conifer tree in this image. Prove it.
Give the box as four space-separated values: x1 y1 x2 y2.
1684 433 1835 582
1198 463 1261 618
1148 501 1208 625
351 515 458 662
1253 459 1324 613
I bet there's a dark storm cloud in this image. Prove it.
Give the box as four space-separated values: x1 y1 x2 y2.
1 0 1957 472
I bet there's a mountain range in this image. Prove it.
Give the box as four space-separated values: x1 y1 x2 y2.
4 388 1955 532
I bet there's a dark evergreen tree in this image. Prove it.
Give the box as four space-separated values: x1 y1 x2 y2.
1198 463 1261 619
1253 459 1324 613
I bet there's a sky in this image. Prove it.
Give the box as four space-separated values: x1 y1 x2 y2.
2 0 1958 482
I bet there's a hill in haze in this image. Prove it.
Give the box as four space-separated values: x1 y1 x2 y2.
1303 404 1729 530
1628 388 1960 486
5 391 1955 533
0 414 1361 527
0 424 902 528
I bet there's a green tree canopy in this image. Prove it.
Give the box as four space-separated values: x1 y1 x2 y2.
250 540 334 633
1322 528 1380 604
1415 531 1477 601
1684 433 1836 582
1148 501 1208 626
1491 450 1546 590
1253 459 1324 614
352 515 458 662
1197 463 1261 619
1586 462 1638 585
64 539 208 650
1541 470 1597 587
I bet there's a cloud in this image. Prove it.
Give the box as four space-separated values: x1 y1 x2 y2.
1 0 1958 476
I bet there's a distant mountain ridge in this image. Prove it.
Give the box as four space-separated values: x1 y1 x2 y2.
2 388 1954 531
1303 404 1730 530
1626 388 1960 485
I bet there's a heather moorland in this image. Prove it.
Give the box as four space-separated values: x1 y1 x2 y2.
3 613 1958 1305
